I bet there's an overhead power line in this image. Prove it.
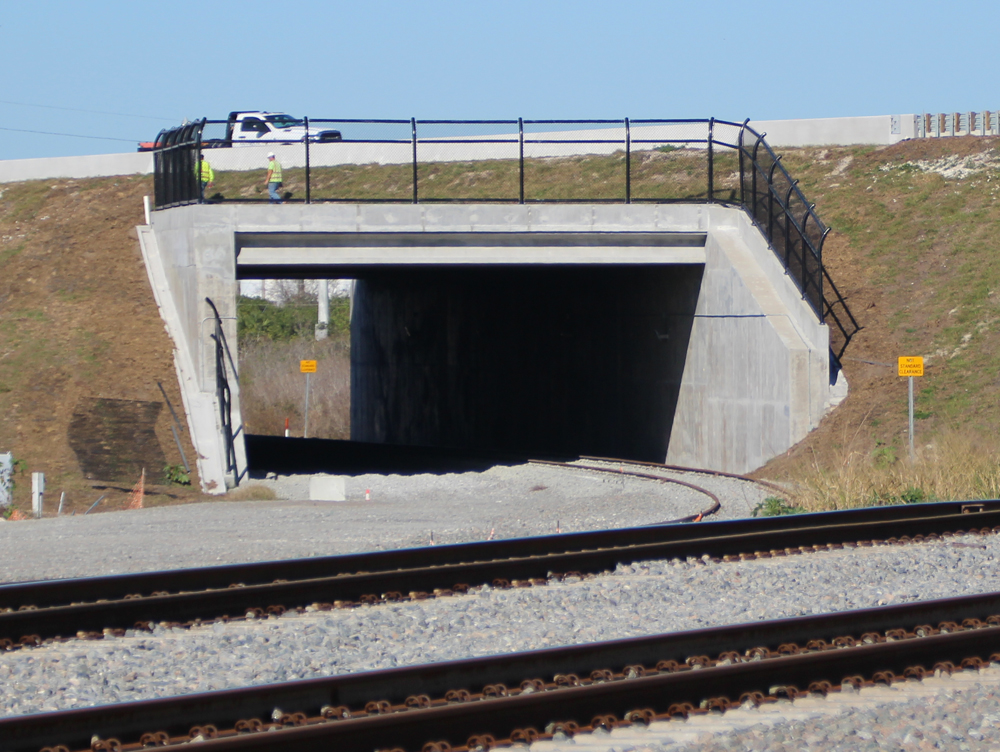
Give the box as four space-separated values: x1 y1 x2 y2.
0 99 176 122
0 126 139 143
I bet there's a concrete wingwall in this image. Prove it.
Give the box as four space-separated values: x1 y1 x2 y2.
137 208 244 494
138 202 837 484
665 206 831 472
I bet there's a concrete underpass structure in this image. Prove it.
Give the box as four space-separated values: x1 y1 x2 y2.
137 204 841 493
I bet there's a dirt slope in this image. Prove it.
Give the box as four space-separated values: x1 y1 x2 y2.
0 176 204 513
757 137 1000 478
3 136 999 511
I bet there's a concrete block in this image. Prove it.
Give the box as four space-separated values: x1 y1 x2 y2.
310 475 346 501
295 205 361 231
528 204 594 231
358 205 424 231
468 205 530 232
590 204 659 232
421 204 477 231
656 203 705 232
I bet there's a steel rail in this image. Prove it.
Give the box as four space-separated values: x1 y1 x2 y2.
2 503 1000 647
579 454 792 496
3 498 996 612
7 591 1000 752
527 460 721 522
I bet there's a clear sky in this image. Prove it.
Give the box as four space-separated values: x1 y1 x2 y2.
1 0 995 160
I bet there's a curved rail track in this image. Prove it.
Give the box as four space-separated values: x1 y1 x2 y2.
2 496 1000 647
6 590 1000 751
528 460 722 522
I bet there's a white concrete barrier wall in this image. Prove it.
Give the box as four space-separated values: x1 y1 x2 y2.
0 115 921 184
0 151 153 183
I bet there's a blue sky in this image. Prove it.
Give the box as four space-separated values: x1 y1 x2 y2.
1 0 995 160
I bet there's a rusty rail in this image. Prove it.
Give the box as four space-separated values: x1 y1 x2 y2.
2 500 1000 647
6 590 1000 751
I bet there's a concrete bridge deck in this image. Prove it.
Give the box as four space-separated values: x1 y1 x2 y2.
138 203 841 493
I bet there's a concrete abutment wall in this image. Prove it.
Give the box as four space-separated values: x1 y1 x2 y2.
138 202 838 490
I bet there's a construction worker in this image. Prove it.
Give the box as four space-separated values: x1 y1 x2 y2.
198 156 214 200
266 152 283 203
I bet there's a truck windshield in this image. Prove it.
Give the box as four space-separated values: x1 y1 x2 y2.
265 114 304 128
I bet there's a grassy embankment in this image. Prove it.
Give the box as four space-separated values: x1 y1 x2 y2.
5 139 1000 511
767 138 1000 510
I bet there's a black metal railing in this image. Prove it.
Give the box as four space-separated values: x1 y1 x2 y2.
205 298 243 487
153 118 859 360
153 119 205 208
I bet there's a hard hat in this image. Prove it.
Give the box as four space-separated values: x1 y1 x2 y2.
267 152 275 158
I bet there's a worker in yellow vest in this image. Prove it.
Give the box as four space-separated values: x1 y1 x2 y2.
266 152 283 203
198 157 214 200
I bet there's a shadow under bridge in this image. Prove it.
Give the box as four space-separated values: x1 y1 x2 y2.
236 228 707 463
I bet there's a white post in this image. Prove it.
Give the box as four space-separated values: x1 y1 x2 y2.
908 376 915 461
0 452 12 509
31 472 44 518
143 195 151 225
304 372 311 439
316 279 330 340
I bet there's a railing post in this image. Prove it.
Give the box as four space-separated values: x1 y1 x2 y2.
784 180 798 271
411 117 418 204
818 226 830 312
625 117 631 204
707 117 715 202
766 155 781 242
751 133 764 221
196 135 203 205
738 119 749 208
518 117 524 204
304 116 311 204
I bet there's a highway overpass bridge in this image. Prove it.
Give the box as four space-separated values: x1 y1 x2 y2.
139 202 847 493
137 118 857 493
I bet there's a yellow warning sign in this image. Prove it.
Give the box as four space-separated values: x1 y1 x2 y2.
300 360 317 374
897 356 924 377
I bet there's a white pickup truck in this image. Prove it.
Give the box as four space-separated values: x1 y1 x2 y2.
139 112 343 151
209 111 342 146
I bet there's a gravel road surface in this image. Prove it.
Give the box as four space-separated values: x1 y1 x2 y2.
0 462 761 583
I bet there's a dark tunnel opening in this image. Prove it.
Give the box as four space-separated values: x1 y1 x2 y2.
350 264 703 463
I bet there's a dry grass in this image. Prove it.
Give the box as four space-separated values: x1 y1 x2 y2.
238 336 350 439
786 430 1000 511
225 483 278 501
208 148 736 204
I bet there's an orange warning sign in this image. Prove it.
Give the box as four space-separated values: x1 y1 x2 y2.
897 356 923 377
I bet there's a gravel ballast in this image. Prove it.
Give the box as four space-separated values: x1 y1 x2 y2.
537 670 1000 751
1 530 999 719
0 466 995 748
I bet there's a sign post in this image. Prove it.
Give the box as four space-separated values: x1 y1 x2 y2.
897 356 924 460
300 360 317 438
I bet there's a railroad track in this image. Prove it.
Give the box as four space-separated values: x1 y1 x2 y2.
7 590 1000 751
2 495 1000 647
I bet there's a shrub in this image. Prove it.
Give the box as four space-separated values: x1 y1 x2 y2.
751 496 806 517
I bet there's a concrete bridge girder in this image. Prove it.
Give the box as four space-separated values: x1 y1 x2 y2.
138 203 837 492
